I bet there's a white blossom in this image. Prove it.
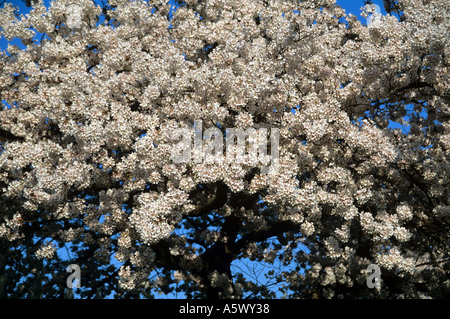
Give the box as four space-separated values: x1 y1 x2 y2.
0 0 448 299
35 242 56 259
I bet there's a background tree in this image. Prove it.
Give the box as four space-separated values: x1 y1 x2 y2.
0 0 449 299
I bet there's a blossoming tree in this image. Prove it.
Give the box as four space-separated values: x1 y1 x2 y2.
0 0 449 299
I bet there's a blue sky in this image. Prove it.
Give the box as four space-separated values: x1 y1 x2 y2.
337 0 388 22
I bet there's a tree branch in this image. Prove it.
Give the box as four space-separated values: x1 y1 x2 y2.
0 128 25 142
188 181 229 217
233 220 299 259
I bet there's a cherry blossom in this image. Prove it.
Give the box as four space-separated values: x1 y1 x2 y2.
0 0 448 299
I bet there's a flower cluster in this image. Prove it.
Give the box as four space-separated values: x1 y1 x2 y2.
35 242 56 259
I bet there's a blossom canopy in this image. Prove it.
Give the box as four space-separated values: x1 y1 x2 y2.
0 0 449 299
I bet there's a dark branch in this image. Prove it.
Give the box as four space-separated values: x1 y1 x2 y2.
0 128 25 142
